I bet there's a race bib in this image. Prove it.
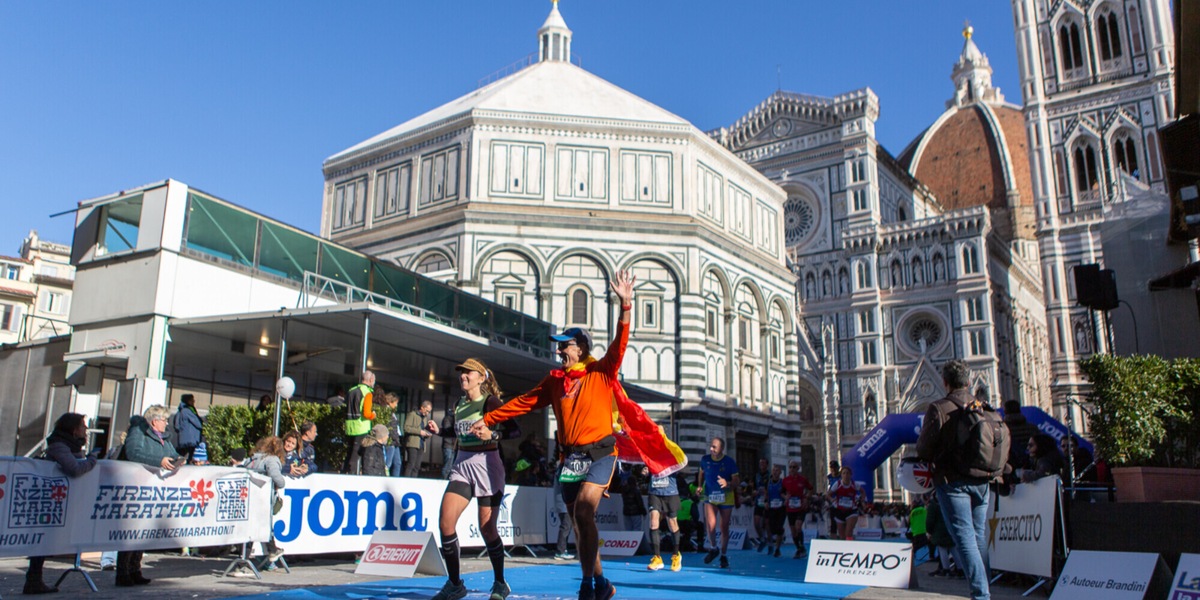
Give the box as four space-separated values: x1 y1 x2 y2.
708 490 726 504
651 477 670 489
769 499 783 509
788 497 803 509
837 497 855 509
559 452 592 483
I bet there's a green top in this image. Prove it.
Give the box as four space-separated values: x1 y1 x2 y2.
909 505 927 536
454 394 498 450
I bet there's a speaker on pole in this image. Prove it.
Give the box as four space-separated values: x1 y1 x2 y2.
1072 264 1119 311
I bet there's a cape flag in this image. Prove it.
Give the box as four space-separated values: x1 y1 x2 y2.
609 379 688 477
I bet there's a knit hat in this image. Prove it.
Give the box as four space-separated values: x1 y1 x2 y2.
371 424 389 441
192 441 208 463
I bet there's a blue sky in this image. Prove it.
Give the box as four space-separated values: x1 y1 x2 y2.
0 1 1020 251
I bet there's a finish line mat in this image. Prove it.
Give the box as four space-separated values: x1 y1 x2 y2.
229 553 865 599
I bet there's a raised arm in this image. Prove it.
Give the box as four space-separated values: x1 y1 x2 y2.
596 270 636 376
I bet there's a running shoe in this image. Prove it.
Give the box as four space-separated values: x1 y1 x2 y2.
794 548 806 559
555 551 576 560
648 555 664 571
578 580 594 600
489 580 511 600
703 548 719 564
774 547 781 558
756 538 767 552
670 552 682 572
594 577 616 600
432 579 468 600
719 555 729 569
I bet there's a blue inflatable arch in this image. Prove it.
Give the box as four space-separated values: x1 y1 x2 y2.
840 407 1093 500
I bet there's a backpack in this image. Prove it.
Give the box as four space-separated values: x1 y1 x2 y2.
952 399 1011 479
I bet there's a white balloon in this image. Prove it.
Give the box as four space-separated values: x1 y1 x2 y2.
896 459 934 494
275 376 296 400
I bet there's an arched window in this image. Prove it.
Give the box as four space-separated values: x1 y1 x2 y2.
898 205 907 222
856 261 872 289
1113 134 1139 176
1059 21 1085 74
1096 10 1123 61
1073 144 1099 191
1127 6 1143 53
962 244 980 275
569 288 589 325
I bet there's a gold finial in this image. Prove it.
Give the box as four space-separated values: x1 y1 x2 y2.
963 20 973 40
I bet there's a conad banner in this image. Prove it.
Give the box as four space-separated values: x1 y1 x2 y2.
0 458 272 557
990 475 1058 578
273 474 552 553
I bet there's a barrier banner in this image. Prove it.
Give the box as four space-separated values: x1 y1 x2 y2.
355 530 445 578
547 491 624 545
1051 550 1160 599
0 458 272 557
990 475 1058 578
1171 553 1200 600
805 539 912 588
597 530 642 556
727 527 749 550
274 474 551 553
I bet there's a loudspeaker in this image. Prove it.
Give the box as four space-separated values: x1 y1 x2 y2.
1073 264 1119 311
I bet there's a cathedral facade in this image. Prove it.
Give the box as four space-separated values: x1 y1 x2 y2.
716 29 1051 497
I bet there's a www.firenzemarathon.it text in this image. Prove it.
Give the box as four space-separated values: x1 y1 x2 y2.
108 525 235 541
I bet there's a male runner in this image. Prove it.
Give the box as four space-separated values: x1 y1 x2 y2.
644 466 683 572
781 460 814 557
699 437 739 569
472 271 635 600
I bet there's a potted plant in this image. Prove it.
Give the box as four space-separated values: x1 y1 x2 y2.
1080 355 1200 502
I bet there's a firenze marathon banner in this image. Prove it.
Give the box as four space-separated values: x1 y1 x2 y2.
274 474 552 553
0 458 272 557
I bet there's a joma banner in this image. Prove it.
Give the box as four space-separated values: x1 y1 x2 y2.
0 457 272 557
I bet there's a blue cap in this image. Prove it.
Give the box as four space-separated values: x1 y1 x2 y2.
550 327 592 352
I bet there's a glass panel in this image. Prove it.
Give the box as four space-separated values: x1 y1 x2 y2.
493 306 523 342
259 222 318 281
456 293 491 331
371 262 418 305
97 194 143 255
416 278 456 317
320 243 370 289
184 193 257 266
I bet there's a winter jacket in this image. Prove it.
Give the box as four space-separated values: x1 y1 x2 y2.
1003 411 1038 470
123 416 180 467
916 388 994 484
44 430 97 477
359 437 387 476
173 404 204 451
248 452 286 489
402 410 428 449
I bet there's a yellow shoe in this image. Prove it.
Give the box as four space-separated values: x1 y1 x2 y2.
670 552 682 572
648 555 664 571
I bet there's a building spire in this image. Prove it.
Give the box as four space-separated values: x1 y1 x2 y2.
948 22 1003 108
538 0 572 63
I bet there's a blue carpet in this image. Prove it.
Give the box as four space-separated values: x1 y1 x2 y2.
230 550 864 600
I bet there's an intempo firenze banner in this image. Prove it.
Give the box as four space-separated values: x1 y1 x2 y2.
804 539 913 588
990 475 1058 578
273 474 552 553
0 458 272 557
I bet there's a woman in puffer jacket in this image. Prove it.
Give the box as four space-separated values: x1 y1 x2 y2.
116 405 180 587
247 436 287 568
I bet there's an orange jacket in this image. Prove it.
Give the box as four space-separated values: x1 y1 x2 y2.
483 318 629 450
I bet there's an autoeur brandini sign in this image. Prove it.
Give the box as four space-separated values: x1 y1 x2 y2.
805 539 912 588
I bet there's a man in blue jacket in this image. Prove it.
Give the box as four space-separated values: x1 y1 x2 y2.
173 394 204 463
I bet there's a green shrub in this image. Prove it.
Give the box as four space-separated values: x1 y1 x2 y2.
202 400 395 472
1081 355 1199 468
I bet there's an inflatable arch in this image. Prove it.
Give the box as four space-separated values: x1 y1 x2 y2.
841 406 1094 500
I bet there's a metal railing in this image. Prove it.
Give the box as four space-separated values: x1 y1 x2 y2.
299 272 555 360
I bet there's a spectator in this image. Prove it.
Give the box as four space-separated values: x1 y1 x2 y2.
1061 437 1095 483
1002 400 1037 471
298 422 319 474
915 359 996 600
282 431 309 477
440 409 456 479
1022 434 1066 483
676 482 698 552
360 424 390 477
172 394 204 463
380 393 404 477
246 436 287 569
341 371 376 474
616 465 647 536
191 441 209 466
25 412 99 594
117 404 181 587
552 461 576 561
255 393 273 413
925 493 958 577
403 400 438 477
